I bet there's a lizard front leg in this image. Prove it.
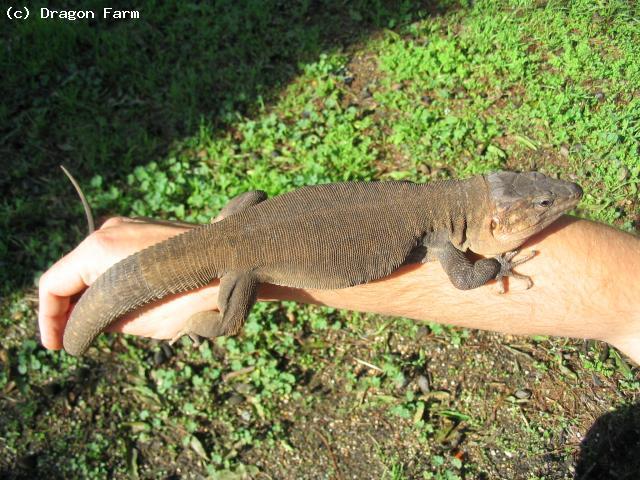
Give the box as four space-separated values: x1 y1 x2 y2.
433 241 534 292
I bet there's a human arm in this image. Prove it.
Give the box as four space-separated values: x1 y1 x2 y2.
274 217 640 362
38 216 640 363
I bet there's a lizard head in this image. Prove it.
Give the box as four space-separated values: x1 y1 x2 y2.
469 171 582 255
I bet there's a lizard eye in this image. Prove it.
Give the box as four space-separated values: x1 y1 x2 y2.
535 197 554 208
490 217 498 230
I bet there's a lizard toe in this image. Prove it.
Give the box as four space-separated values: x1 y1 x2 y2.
494 250 536 292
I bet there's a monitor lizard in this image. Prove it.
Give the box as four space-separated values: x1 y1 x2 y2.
61 171 582 356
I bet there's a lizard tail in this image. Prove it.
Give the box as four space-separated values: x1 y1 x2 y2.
63 224 223 356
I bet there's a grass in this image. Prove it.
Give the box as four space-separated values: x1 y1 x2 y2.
1 0 639 477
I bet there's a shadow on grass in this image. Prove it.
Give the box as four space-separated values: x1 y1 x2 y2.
1 0 457 293
575 402 640 479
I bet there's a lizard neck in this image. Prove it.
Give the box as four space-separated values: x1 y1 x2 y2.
459 175 492 251
417 175 490 252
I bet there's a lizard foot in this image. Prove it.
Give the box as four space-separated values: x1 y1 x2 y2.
494 249 537 294
168 310 224 347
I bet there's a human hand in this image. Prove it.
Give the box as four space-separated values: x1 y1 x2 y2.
37 217 221 350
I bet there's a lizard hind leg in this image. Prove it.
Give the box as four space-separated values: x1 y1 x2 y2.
170 272 259 346
169 190 267 347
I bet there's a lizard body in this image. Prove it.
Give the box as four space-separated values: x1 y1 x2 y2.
62 172 582 356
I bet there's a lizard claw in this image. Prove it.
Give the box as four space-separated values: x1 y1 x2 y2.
494 249 537 293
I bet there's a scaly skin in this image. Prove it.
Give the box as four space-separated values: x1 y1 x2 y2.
62 171 582 356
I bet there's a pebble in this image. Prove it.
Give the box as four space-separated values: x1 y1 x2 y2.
416 326 430 338
618 166 630 181
515 389 532 399
234 382 253 395
417 375 430 394
591 373 603 387
227 393 244 406
396 376 409 390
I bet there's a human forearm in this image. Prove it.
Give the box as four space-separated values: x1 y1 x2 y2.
39 216 640 363
261 217 640 359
